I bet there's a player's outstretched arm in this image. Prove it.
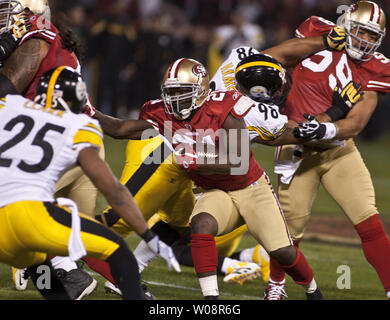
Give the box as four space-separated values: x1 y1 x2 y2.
262 26 346 68
93 110 155 139
78 147 181 271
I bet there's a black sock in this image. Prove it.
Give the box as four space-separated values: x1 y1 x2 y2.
107 239 144 300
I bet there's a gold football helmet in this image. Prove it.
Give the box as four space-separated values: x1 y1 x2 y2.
0 0 48 34
342 1 386 61
161 58 210 120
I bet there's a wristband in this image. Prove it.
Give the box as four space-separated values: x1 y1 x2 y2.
325 103 350 122
322 123 338 140
141 229 155 242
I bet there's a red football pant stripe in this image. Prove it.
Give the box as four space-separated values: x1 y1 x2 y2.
82 257 116 285
190 234 218 274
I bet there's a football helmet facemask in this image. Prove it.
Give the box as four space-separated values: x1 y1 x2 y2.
342 1 386 61
161 58 210 120
35 66 88 114
235 53 287 104
0 0 48 34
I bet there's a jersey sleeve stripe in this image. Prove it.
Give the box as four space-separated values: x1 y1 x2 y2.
86 123 103 134
295 29 305 38
248 126 274 141
73 130 102 148
20 30 56 45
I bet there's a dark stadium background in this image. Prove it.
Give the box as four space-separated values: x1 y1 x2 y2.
53 0 390 141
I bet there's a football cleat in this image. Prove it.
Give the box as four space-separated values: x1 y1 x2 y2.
12 267 28 291
54 268 97 300
305 288 325 300
104 281 122 296
263 279 288 300
252 244 270 283
104 280 156 300
223 261 261 285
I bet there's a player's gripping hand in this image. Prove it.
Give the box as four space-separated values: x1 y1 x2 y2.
142 230 181 272
323 26 346 51
0 16 32 61
82 96 97 117
293 114 337 140
325 80 362 121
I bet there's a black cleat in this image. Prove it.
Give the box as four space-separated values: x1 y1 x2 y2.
55 268 98 300
305 288 325 300
141 281 156 300
205 295 219 300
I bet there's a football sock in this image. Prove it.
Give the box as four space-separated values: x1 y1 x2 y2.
355 214 390 293
27 257 71 300
106 238 144 300
50 256 78 272
190 233 218 274
269 239 301 282
280 248 314 285
199 275 219 297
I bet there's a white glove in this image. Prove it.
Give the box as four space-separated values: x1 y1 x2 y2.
293 114 337 140
145 234 181 273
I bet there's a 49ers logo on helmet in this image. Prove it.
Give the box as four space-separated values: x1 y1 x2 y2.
192 64 208 77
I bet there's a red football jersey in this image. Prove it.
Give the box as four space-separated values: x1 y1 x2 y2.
284 16 390 122
139 91 263 191
20 14 80 100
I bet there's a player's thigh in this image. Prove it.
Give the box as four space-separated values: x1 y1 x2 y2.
191 189 243 235
6 201 121 265
277 145 322 239
159 178 195 229
235 174 292 253
215 225 247 257
322 141 378 225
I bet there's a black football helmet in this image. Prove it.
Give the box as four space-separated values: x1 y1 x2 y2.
35 66 87 113
235 53 287 104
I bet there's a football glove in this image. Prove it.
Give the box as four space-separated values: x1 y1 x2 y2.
83 96 97 117
142 230 181 272
293 114 337 140
0 16 32 61
325 80 362 121
323 26 346 51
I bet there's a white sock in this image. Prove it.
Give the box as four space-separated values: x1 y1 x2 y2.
303 278 317 294
199 275 219 297
238 247 256 262
221 257 239 274
269 277 286 285
50 256 78 272
133 240 158 273
386 291 390 300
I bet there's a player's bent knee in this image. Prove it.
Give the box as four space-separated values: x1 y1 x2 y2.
269 245 297 266
190 212 218 235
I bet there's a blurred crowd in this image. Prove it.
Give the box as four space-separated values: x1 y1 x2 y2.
53 0 390 139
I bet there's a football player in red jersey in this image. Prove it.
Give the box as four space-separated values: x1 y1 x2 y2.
265 1 390 300
0 0 101 299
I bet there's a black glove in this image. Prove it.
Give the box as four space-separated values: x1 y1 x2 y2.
293 114 337 140
325 80 362 122
0 17 32 61
323 26 346 51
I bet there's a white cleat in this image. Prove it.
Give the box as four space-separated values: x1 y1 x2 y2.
263 279 288 300
12 267 28 291
223 261 261 285
104 281 122 296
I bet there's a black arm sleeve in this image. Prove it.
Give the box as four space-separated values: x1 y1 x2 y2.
0 73 18 97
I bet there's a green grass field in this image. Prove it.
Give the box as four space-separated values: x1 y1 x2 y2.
0 135 389 300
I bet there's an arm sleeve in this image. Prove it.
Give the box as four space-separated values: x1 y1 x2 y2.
72 121 103 153
295 16 334 39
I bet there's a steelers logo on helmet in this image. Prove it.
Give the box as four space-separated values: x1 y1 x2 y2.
235 53 286 103
76 80 87 101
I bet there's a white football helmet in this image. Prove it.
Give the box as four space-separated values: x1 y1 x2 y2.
161 58 210 120
0 0 48 34
342 1 386 61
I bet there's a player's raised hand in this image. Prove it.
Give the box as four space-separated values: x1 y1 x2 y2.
323 26 346 51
